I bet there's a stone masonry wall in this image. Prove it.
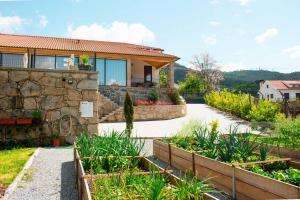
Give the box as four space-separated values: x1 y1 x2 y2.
0 67 99 142
105 104 187 122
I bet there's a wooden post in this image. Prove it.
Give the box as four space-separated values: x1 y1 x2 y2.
168 143 172 168
192 152 196 176
232 166 236 200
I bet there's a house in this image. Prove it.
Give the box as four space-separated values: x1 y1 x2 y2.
0 33 178 88
0 34 184 124
259 80 300 102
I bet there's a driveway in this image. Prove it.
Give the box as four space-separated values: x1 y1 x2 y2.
99 104 251 138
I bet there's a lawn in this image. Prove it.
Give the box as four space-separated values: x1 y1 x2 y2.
0 148 36 186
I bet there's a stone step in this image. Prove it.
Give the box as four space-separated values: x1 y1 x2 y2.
99 107 123 122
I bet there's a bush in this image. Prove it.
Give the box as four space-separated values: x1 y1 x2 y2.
124 92 134 137
148 89 159 102
248 100 281 122
274 117 300 149
204 90 281 122
167 89 181 105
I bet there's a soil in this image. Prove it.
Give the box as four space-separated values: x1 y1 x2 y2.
0 183 6 198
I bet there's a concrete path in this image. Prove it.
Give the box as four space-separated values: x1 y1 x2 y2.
8 147 77 200
99 104 251 138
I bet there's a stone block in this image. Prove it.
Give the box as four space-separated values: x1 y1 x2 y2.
82 91 97 101
45 110 60 121
9 71 29 82
24 97 37 110
41 96 63 110
0 71 8 82
72 73 88 80
88 73 98 80
66 89 82 100
66 100 79 107
30 71 44 81
61 106 79 117
20 81 41 97
0 82 18 96
43 87 64 96
77 79 97 90
39 76 56 87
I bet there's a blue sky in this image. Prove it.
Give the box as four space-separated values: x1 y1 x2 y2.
1 0 300 72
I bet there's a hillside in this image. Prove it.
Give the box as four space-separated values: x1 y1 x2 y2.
174 63 300 95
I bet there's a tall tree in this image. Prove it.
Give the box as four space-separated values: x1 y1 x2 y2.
190 53 223 93
124 92 134 137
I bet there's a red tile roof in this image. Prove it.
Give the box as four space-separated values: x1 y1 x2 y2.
0 34 178 60
268 80 300 90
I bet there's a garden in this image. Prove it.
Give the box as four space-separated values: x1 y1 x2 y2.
153 120 300 199
74 131 217 200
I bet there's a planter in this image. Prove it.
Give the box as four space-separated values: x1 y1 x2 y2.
53 138 61 147
78 65 92 71
153 139 300 200
16 119 32 124
32 118 43 125
0 119 15 124
74 144 217 200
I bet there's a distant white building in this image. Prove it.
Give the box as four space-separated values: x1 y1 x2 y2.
259 80 300 102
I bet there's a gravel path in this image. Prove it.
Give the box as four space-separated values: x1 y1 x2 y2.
99 103 251 138
8 147 77 200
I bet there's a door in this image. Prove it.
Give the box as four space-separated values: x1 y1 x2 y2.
144 66 152 83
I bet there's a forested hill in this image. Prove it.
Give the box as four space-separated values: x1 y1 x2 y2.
174 63 300 95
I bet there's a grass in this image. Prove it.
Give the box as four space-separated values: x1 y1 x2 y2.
0 148 36 186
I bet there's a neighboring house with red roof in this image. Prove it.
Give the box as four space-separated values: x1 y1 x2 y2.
0 33 178 88
259 80 300 102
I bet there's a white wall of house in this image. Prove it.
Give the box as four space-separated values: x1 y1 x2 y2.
259 81 300 102
131 59 159 84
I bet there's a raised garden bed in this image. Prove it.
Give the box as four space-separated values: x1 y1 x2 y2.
154 139 300 199
74 145 217 200
74 132 218 200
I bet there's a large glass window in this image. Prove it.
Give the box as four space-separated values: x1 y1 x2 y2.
105 59 126 86
96 59 105 85
56 56 70 69
35 55 55 69
2 53 24 68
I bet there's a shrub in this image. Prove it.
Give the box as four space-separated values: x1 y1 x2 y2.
148 89 159 102
124 92 134 137
274 117 300 149
247 99 281 122
167 89 181 105
204 90 281 122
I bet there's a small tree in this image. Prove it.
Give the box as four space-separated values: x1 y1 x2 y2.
124 92 134 137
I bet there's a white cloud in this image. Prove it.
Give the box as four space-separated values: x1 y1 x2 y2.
67 21 155 44
202 35 217 45
255 28 278 44
235 0 255 6
282 45 300 59
0 15 24 33
218 62 248 71
210 0 220 5
209 21 221 26
38 15 48 28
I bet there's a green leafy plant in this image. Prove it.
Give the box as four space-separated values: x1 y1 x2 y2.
148 88 159 102
31 110 42 119
124 92 134 137
167 89 181 105
79 55 91 66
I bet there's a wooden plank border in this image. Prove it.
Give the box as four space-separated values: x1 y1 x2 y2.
153 139 300 200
